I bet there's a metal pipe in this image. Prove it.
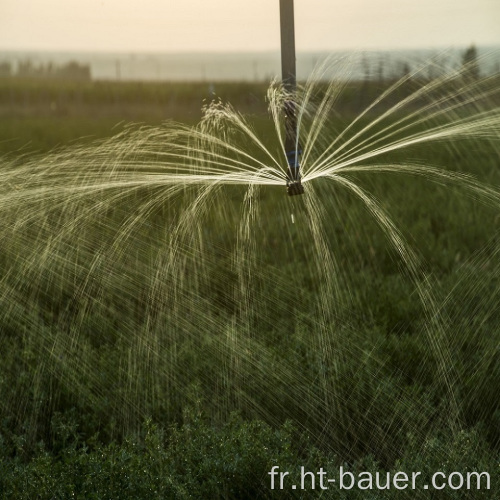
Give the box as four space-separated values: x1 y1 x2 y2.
280 0 304 195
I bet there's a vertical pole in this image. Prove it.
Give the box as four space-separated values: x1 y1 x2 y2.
280 0 304 195
280 0 297 93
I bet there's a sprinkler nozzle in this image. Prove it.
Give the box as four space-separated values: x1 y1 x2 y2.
286 149 304 196
287 180 304 196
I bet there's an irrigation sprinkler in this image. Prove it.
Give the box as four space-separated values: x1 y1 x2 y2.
280 0 304 196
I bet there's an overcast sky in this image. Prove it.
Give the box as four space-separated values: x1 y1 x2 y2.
1 0 499 53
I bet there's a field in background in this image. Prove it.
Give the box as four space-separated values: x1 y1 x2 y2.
0 78 273 155
1 76 499 498
1 75 484 154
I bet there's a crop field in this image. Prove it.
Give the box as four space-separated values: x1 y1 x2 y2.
0 73 499 498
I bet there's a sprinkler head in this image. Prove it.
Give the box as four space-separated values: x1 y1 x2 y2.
287 180 304 196
286 149 304 196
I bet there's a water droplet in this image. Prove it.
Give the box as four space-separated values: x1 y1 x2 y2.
291 213 295 224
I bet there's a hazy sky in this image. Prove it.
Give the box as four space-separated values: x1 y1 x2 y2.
1 0 499 53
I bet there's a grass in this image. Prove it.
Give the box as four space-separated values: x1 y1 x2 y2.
0 78 271 155
0 75 499 498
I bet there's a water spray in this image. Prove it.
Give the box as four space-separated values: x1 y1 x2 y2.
280 0 304 196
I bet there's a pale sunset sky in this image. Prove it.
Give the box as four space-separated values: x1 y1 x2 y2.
1 0 499 53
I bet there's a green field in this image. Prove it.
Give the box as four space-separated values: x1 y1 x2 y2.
0 76 499 498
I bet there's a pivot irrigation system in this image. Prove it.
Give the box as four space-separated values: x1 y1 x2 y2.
280 0 304 196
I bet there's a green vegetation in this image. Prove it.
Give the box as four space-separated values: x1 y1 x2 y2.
0 76 499 498
0 78 270 154
1 413 497 499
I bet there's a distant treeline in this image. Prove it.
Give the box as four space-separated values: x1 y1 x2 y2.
0 60 90 81
1 44 497 83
